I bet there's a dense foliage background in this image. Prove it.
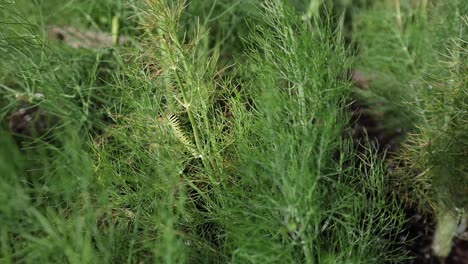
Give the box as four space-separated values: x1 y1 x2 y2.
0 0 466 263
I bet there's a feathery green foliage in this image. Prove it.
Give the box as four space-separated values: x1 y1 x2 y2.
7 0 459 263
353 0 467 258
220 2 404 263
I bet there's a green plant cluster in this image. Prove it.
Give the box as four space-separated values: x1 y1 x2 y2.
0 0 465 263
353 0 467 257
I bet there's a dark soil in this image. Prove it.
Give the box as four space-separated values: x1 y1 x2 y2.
397 207 468 264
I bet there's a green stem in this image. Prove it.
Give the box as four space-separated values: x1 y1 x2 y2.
166 44 203 156
111 15 120 46
162 36 220 182
395 0 402 33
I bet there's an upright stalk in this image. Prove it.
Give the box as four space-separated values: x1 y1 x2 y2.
395 0 402 33
161 30 221 183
